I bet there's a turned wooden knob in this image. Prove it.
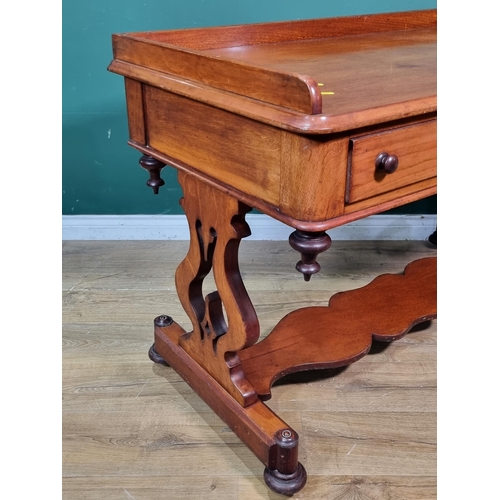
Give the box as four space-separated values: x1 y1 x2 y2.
375 152 399 174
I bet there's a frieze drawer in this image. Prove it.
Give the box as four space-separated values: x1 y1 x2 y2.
347 120 437 204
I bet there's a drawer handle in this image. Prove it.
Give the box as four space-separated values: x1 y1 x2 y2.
375 152 399 174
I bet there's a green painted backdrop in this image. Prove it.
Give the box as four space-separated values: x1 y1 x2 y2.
62 0 437 216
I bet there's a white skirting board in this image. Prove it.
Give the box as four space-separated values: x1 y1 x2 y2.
62 214 437 241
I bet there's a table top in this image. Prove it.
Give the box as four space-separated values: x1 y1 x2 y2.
202 29 435 117
110 9 436 133
109 10 437 230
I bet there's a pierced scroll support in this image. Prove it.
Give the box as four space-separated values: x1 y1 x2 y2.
165 171 260 406
146 169 435 497
147 170 307 494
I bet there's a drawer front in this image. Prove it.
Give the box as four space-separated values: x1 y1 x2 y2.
347 120 437 203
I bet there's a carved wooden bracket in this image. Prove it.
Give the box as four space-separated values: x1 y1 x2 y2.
174 171 260 406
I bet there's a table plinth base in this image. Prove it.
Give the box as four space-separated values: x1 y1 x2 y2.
151 320 307 496
149 257 436 496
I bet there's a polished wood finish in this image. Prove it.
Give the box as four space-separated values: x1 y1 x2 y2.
238 258 436 401
145 88 282 206
111 60 436 135
279 134 348 222
108 10 437 496
63 240 437 500
173 172 259 407
138 92 352 222
344 178 437 217
348 119 437 204
124 78 145 144
204 29 436 118
112 10 436 116
151 226 435 496
152 318 298 472
109 10 436 230
131 10 436 51
128 140 436 233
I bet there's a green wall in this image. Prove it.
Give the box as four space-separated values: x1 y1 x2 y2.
62 0 437 216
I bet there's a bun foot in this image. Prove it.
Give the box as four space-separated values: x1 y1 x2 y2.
263 462 307 496
428 229 437 246
148 344 169 366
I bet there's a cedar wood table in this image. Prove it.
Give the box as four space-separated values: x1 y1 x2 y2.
108 9 437 495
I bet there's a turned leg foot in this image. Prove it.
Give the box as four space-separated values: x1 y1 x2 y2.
263 462 307 496
148 344 169 365
263 428 307 495
149 315 174 365
428 228 437 246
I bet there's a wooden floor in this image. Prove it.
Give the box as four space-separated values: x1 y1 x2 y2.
62 239 437 500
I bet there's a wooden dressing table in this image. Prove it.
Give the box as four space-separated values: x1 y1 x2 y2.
108 9 437 495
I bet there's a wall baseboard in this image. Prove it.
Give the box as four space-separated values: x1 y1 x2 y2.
62 214 437 241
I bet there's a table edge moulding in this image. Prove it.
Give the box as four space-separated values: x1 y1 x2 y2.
108 9 437 496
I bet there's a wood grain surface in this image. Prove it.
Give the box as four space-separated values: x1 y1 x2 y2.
239 257 436 400
348 120 437 204
63 239 437 499
109 10 436 131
